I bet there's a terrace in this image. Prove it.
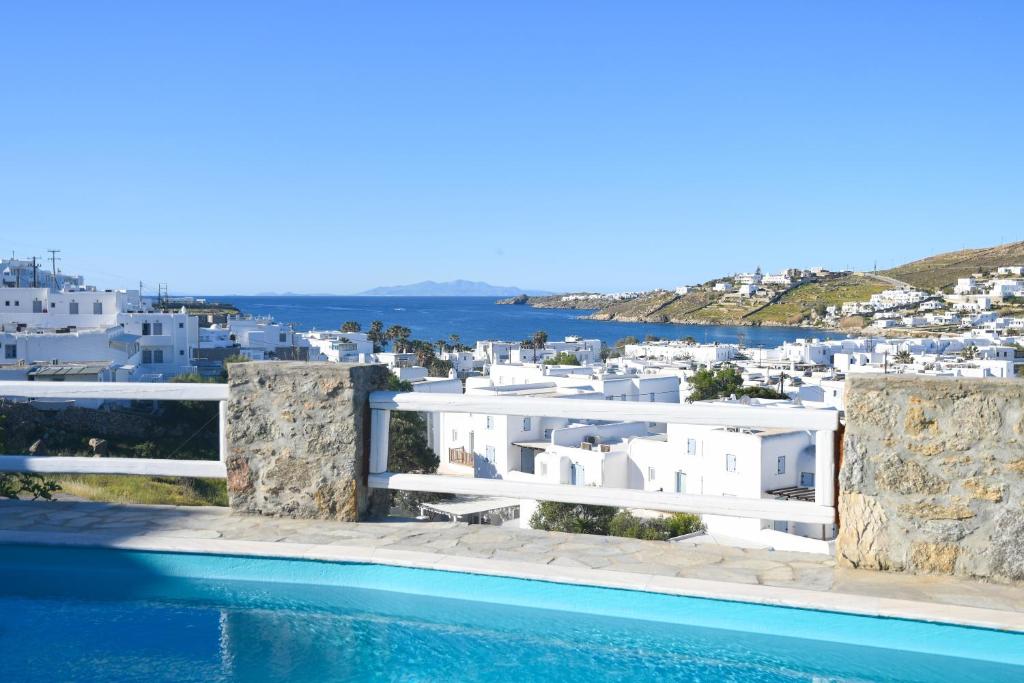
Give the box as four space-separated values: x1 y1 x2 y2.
1 362 1022 676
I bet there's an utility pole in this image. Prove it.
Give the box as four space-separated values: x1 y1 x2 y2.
30 256 39 288
47 249 61 290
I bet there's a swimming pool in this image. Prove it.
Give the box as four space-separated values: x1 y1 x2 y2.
1 544 1021 682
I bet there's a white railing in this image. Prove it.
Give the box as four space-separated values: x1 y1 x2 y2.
0 381 228 478
367 391 839 525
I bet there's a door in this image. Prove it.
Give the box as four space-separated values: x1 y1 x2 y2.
571 463 585 486
674 471 686 494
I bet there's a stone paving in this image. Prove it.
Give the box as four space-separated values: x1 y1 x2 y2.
2 500 1023 620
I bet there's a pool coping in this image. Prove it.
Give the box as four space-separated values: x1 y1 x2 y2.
1 529 1021 634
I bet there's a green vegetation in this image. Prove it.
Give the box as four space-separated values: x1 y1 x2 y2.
529 502 703 540
52 475 227 506
687 366 788 402
607 510 704 540
882 240 1024 291
894 349 913 364
530 502 617 535
543 351 580 366
0 415 61 500
746 274 889 325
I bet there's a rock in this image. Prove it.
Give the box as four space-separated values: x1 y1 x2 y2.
875 456 947 495
225 362 389 521
910 542 959 574
88 438 108 457
28 439 46 455
962 477 1004 502
989 508 1024 581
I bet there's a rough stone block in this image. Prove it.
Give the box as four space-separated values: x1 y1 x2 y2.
225 361 390 520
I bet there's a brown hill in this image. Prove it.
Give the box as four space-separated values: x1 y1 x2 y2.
882 241 1024 291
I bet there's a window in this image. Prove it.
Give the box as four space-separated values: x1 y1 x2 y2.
800 472 815 487
484 445 495 462
647 467 656 482
543 428 553 440
486 416 494 430
4 344 16 359
451 429 458 442
153 322 163 335
179 350 185 356
726 454 737 472
279 333 287 343
69 302 78 314
32 300 43 313
776 456 786 475
675 471 686 493
142 350 153 364
93 302 103 314
14 300 18 306
153 350 164 363
686 438 697 455
522 417 531 431
649 392 655 401
142 323 151 335
178 322 184 329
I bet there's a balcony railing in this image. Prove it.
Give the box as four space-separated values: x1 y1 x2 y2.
448 447 474 467
0 380 228 478
368 391 840 525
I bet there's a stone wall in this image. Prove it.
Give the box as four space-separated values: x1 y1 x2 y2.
225 361 390 521
837 374 1024 582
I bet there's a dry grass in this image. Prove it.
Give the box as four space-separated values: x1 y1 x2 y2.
882 240 1024 290
54 474 227 506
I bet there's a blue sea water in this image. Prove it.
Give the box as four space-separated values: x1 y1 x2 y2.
220 295 836 347
2 545 1021 682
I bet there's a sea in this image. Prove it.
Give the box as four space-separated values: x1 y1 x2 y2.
219 295 841 348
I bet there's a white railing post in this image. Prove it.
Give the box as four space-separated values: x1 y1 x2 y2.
814 429 836 507
369 409 391 474
218 399 228 462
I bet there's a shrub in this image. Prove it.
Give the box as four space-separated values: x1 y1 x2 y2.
529 501 617 535
609 511 704 541
542 351 580 366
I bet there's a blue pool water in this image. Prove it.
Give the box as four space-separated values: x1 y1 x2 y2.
1 545 1021 682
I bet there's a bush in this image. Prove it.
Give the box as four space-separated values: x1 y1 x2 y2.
529 501 617 535
609 511 704 541
542 351 580 366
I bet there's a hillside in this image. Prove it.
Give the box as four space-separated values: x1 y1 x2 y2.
585 274 890 326
881 241 1024 291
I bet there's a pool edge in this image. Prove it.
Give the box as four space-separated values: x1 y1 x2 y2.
1 529 1020 634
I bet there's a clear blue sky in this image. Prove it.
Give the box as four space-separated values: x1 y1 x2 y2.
1 2 1022 294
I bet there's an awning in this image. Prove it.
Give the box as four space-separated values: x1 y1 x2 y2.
511 441 551 450
108 333 140 352
766 486 816 502
420 496 521 517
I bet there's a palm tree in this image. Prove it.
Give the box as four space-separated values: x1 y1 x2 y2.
520 338 534 362
386 325 412 353
960 344 979 360
532 330 548 363
435 339 449 354
894 349 913 364
367 320 385 352
340 321 361 333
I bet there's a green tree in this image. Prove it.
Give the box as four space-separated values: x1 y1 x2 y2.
340 321 362 333
893 349 913 364
960 344 979 360
529 501 617 535
644 334 661 342
543 351 580 366
367 320 386 352
386 375 439 474
386 325 412 352
428 358 453 377
532 330 548 362
686 366 744 402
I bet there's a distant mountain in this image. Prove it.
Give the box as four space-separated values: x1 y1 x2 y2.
355 280 552 297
